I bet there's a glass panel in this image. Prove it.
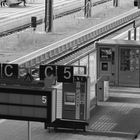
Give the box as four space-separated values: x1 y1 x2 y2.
89 52 96 101
72 61 79 75
120 48 130 71
80 56 88 75
120 48 139 72
89 52 96 83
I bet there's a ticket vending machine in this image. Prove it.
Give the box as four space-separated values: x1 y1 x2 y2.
62 75 89 121
97 44 116 85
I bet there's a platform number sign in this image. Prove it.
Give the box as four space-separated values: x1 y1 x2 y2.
57 65 73 83
1 63 18 79
39 65 56 80
40 65 73 83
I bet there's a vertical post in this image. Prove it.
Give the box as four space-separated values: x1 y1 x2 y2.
48 0 53 32
113 0 115 7
84 0 92 18
84 0 87 17
133 20 137 40
113 0 118 7
134 27 137 40
133 20 136 29
139 28 140 40
128 30 131 40
28 121 31 140
44 0 53 32
44 0 48 32
44 122 47 129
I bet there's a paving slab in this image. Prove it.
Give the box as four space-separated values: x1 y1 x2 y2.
0 119 131 140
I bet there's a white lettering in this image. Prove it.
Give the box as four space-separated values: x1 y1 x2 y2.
4 65 13 77
44 66 53 77
64 67 71 80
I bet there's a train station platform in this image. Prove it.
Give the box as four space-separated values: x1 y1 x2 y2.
0 0 139 140
88 96 140 140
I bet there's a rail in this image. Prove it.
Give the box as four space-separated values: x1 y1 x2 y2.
0 0 111 36
10 8 140 68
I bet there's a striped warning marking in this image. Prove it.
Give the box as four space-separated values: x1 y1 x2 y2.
90 115 117 132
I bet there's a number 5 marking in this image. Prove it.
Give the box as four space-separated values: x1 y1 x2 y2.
64 67 71 80
42 96 47 104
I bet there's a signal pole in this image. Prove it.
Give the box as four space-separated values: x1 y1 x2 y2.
113 0 119 7
84 0 92 18
45 0 53 32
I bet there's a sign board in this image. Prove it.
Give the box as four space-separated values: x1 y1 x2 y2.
0 87 52 122
40 65 56 80
57 65 73 83
0 63 18 79
100 48 112 61
39 65 73 83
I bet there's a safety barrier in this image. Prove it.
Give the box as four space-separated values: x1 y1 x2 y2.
11 9 140 67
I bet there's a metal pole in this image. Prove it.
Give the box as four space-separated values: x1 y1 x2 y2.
139 28 140 40
44 0 53 32
84 0 87 17
28 121 31 140
134 27 137 40
128 30 131 40
48 0 53 32
113 0 118 7
84 0 92 18
44 0 47 31
113 0 116 7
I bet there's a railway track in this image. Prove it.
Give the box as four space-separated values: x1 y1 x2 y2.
0 0 111 37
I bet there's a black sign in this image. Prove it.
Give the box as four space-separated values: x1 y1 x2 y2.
0 87 52 122
1 64 18 79
57 65 73 83
40 65 74 83
100 48 112 61
74 76 87 82
39 65 56 80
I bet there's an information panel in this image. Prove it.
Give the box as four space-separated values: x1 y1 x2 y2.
0 87 52 122
100 48 112 61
